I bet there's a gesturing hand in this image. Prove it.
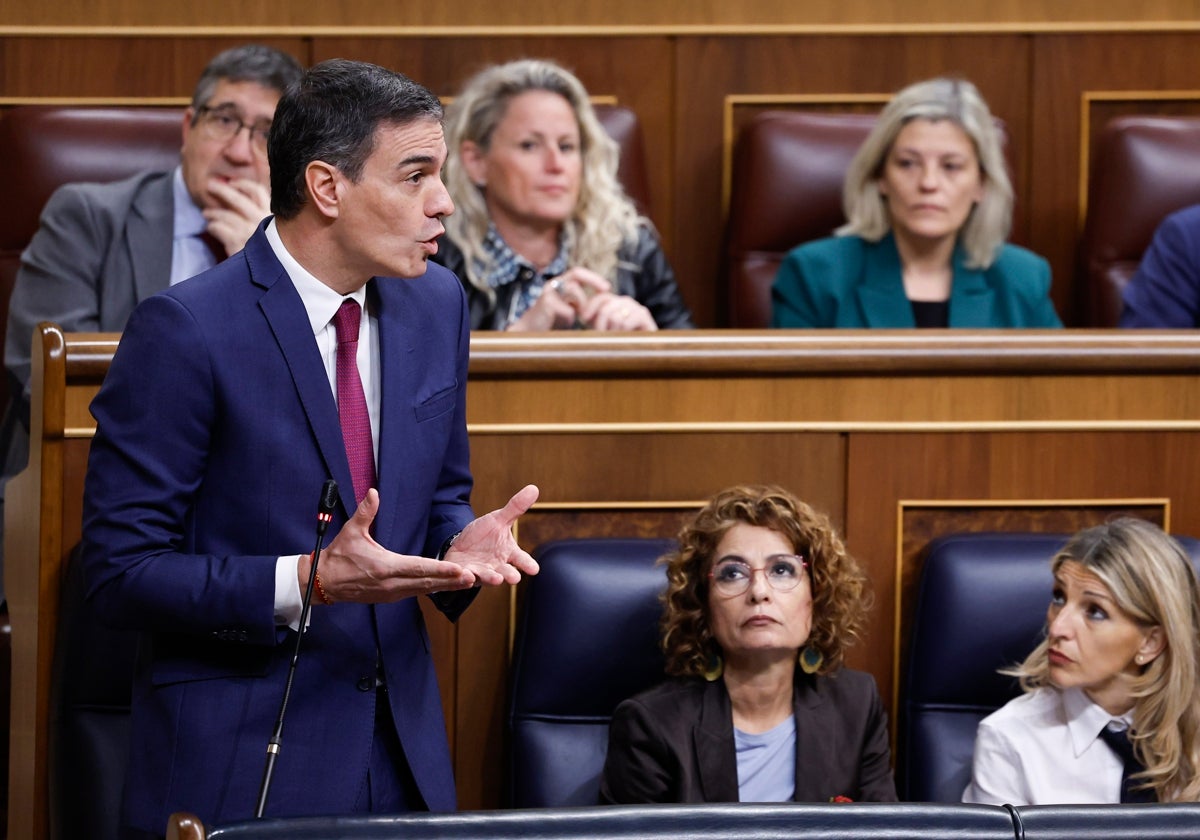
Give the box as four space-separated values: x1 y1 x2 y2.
301 489 476 603
444 484 541 585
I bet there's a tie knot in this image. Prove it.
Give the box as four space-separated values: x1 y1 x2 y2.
333 299 362 344
1099 724 1136 764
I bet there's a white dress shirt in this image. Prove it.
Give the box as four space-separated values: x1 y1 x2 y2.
962 685 1128 805
263 219 381 626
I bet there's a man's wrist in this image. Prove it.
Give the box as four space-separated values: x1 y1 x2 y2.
436 530 462 561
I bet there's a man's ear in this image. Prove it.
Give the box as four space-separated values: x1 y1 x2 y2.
181 107 195 152
305 161 342 219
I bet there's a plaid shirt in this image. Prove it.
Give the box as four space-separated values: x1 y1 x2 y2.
477 224 569 328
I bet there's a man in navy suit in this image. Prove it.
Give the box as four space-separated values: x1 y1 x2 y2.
81 59 539 837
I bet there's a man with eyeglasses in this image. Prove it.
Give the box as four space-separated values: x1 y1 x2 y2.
0 45 302 603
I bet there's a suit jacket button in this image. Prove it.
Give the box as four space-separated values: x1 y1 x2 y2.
357 676 374 692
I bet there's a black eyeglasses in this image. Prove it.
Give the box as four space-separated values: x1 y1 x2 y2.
708 554 808 597
195 105 272 155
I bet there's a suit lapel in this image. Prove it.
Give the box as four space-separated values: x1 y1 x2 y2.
791 672 830 801
856 235 915 327
693 679 740 802
371 279 416 548
947 253 997 327
247 227 358 521
126 172 175 303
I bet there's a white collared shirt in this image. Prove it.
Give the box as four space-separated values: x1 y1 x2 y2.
962 686 1128 805
262 219 380 627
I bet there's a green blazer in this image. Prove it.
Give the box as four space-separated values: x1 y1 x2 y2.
771 233 1063 328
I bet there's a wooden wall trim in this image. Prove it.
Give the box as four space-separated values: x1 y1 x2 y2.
8 22 1200 37
468 330 1200 376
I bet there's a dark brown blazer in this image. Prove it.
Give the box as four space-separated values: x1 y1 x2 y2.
599 668 897 804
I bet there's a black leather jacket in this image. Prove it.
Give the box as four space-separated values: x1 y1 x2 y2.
434 224 694 330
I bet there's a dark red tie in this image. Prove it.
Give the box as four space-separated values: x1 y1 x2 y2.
332 299 376 506
197 231 227 263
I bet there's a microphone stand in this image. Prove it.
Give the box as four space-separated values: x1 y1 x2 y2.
255 479 339 818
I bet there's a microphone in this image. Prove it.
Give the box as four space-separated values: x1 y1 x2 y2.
255 479 339 819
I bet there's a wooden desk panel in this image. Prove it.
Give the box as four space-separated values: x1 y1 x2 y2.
10 328 1200 831
457 329 1200 806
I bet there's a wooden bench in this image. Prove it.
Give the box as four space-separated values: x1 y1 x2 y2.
6 323 117 840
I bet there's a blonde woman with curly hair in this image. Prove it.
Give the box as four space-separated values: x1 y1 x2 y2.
437 58 693 331
772 76 1061 329
599 485 896 803
964 518 1200 804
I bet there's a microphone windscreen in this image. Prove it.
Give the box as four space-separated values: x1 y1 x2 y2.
319 479 339 516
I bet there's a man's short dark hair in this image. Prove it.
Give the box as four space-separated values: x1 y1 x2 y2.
190 44 305 114
268 59 444 221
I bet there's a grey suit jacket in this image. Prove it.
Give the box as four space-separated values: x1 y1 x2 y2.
3 169 174 476
599 668 898 804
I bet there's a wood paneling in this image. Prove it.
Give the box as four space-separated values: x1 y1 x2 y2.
13 330 1200 825
7 1 1200 29
0 37 312 98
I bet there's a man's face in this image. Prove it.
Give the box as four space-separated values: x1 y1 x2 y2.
180 78 281 210
333 117 455 281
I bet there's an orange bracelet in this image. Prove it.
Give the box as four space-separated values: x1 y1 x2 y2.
310 551 333 605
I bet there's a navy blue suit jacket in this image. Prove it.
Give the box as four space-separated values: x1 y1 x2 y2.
1120 203 1200 327
81 222 475 832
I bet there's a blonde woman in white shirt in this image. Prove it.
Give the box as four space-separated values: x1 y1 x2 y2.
963 518 1200 805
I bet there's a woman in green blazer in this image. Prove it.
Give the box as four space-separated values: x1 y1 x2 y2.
772 78 1062 329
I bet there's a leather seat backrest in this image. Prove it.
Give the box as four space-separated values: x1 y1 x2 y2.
507 537 675 807
901 530 1200 803
593 104 652 219
723 111 877 327
1015 802 1200 839
1081 116 1200 326
0 105 182 408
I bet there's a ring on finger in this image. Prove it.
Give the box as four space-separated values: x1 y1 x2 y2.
550 278 564 294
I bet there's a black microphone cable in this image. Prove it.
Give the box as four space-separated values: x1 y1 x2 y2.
255 478 339 818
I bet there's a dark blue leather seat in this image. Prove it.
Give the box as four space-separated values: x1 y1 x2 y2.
187 801 1020 839
506 538 676 807
901 530 1200 803
1016 802 1200 839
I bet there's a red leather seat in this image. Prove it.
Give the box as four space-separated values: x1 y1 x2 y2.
1080 116 1200 326
0 105 183 396
593 104 652 218
723 111 876 328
